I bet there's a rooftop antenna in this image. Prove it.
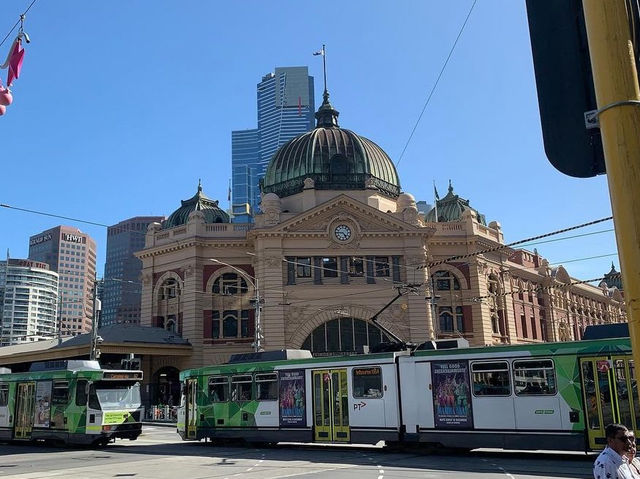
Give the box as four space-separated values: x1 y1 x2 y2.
313 44 327 96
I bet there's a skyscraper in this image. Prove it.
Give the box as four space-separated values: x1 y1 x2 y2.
102 216 164 326
232 66 315 222
28 226 97 336
0 258 59 346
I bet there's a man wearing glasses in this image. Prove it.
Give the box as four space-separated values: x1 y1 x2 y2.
594 423 636 479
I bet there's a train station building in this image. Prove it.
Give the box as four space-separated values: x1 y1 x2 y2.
136 90 627 373
0 90 627 408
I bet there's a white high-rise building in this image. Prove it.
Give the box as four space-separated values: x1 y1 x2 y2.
0 259 59 346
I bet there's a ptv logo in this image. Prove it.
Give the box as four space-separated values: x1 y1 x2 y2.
354 401 366 411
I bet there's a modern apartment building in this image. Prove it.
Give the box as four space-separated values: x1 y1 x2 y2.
232 66 315 222
0 258 59 346
101 216 164 326
28 226 97 336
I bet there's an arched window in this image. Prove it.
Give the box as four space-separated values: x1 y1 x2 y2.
302 318 392 354
213 273 248 296
166 316 176 333
438 306 465 333
223 312 238 338
433 270 460 291
160 278 180 299
439 307 454 332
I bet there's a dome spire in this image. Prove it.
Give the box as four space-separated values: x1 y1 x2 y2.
313 44 339 128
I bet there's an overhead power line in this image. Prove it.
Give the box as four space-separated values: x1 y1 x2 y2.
396 0 478 167
1 203 110 228
0 0 38 48
422 216 613 269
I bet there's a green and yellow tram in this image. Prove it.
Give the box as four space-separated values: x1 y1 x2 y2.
0 360 143 446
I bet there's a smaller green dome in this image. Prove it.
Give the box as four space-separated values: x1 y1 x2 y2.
163 181 230 229
603 263 623 290
425 181 487 225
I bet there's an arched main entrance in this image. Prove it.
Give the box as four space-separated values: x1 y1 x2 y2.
151 366 180 406
301 317 392 355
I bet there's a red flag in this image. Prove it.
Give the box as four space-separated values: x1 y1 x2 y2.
3 37 25 87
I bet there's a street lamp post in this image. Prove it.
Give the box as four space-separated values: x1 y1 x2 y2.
90 275 102 361
210 259 263 352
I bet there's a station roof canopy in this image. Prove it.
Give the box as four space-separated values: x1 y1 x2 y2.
0 325 191 367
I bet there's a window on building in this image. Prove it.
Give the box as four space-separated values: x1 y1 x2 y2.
302 318 391 354
439 307 454 332
521 314 528 338
491 314 500 334
456 306 464 332
296 257 311 278
472 361 511 396
433 270 461 291
513 359 556 395
323 257 338 278
160 278 179 299
213 273 248 295
349 257 364 277
223 311 238 338
374 257 390 277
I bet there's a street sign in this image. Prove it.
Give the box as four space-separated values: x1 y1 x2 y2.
526 0 606 177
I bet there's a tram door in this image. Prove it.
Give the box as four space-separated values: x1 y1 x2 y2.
14 382 35 440
580 356 640 450
185 379 198 439
312 369 350 442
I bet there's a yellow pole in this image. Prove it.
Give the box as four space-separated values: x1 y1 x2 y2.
582 1 640 376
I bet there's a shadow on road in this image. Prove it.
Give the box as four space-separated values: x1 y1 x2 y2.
0 435 595 478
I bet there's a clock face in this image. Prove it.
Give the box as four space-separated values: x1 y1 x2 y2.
334 224 352 241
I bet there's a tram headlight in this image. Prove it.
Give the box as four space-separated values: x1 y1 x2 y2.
102 425 113 431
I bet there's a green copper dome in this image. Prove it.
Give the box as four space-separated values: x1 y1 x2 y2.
261 91 400 199
425 181 487 225
162 182 230 229
603 263 623 290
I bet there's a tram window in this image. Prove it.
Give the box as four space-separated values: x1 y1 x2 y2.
255 373 278 400
353 367 383 398
513 359 556 395
0 384 7 406
231 375 253 401
76 380 88 406
471 361 511 396
52 381 69 404
208 376 229 402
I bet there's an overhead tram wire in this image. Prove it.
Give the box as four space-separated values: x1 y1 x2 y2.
421 216 614 269
395 0 478 167
0 0 38 48
4 204 616 296
1 203 110 228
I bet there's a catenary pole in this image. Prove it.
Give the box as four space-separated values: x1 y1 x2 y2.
582 0 640 375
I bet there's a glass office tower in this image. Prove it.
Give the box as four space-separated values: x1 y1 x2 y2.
232 66 315 222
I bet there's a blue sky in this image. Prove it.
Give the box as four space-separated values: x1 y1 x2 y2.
0 0 618 282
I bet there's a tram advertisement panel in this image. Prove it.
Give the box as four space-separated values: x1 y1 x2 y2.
431 360 473 429
34 381 52 428
279 369 306 427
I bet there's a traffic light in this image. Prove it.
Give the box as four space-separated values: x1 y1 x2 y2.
526 0 606 177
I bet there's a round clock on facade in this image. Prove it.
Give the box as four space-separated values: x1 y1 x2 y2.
334 224 352 241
